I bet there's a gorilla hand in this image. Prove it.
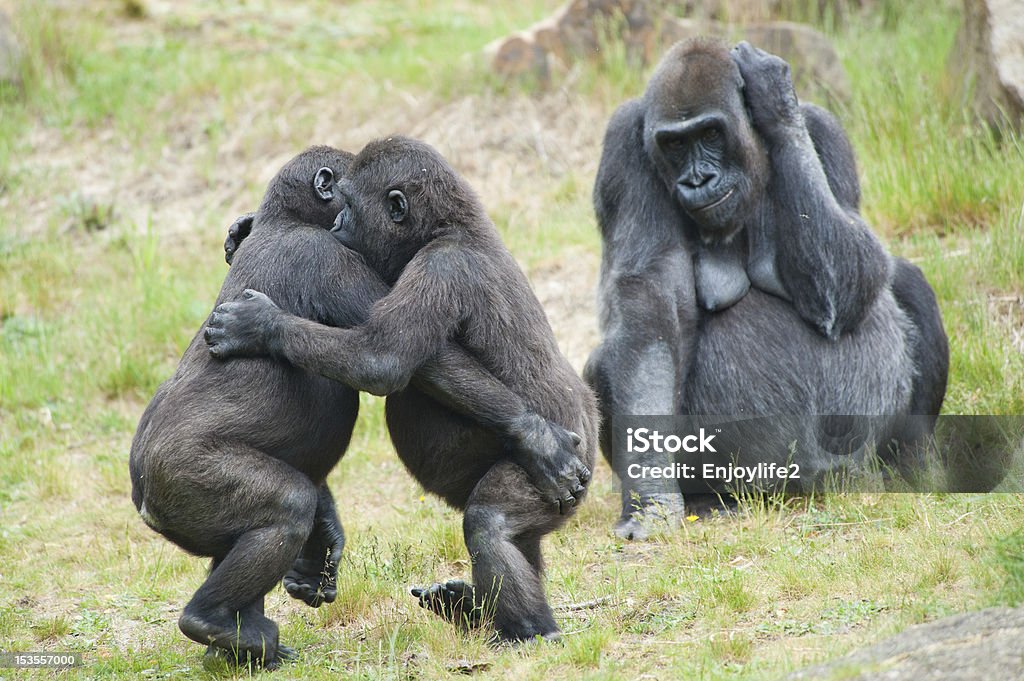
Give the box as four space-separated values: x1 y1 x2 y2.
224 212 255 265
731 41 801 138
205 289 284 359
511 413 591 514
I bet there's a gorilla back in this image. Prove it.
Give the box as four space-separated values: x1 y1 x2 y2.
129 147 366 669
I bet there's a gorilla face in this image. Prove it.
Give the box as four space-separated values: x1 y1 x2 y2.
330 136 482 283
330 185 408 267
330 158 423 284
642 40 769 242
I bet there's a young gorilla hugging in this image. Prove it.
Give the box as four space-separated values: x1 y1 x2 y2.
130 146 589 668
204 136 600 643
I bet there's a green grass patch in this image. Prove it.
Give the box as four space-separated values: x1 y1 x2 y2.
0 0 1022 679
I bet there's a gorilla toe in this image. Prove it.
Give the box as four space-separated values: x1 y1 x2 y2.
283 558 337 608
411 580 481 628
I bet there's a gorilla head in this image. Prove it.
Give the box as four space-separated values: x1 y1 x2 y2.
642 38 769 243
330 136 486 283
256 145 352 229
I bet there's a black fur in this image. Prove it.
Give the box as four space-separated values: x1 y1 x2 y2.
131 147 588 666
583 38 950 539
204 137 599 642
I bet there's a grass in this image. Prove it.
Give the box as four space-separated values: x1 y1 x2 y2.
1 0 1022 679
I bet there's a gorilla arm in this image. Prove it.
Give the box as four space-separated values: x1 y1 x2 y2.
733 42 891 339
584 100 698 534
222 215 582 483
204 243 588 508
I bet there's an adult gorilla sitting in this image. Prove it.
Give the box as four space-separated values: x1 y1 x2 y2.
583 38 949 539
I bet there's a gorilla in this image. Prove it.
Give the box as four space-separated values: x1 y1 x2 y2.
130 146 587 667
583 38 949 539
203 136 599 643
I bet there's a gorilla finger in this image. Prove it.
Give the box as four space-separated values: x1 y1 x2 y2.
578 465 592 485
203 329 224 346
288 581 310 595
243 289 272 304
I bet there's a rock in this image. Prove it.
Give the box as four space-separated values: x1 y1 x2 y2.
486 0 849 105
949 0 1024 129
0 9 22 91
783 607 1024 681
485 0 666 81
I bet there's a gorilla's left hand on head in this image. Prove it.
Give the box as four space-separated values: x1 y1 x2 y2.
205 289 282 359
731 41 802 138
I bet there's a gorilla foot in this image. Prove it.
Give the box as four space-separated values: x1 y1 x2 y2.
684 493 737 518
203 642 297 672
284 556 337 608
411 580 482 629
180 608 283 671
615 493 689 540
614 515 655 541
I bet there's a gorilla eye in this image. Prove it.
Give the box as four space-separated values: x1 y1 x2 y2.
704 129 721 142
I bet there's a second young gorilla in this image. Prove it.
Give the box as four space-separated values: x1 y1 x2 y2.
205 137 599 643
131 146 587 667
584 38 949 538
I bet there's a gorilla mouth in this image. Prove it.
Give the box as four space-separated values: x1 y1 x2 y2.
695 187 735 213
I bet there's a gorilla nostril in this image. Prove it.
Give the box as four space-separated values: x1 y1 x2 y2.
681 174 713 190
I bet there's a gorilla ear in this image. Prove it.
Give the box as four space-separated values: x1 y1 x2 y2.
387 190 408 223
314 167 335 201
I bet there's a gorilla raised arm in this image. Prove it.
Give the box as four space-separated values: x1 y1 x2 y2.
646 40 890 339
205 136 599 643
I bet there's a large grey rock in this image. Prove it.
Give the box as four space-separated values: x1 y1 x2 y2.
485 0 849 104
0 10 21 90
950 0 1024 129
784 607 1024 681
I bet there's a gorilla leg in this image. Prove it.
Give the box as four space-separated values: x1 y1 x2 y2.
890 258 949 418
584 262 694 540
886 257 953 486
165 447 316 668
463 462 561 641
283 483 345 608
389 392 559 639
